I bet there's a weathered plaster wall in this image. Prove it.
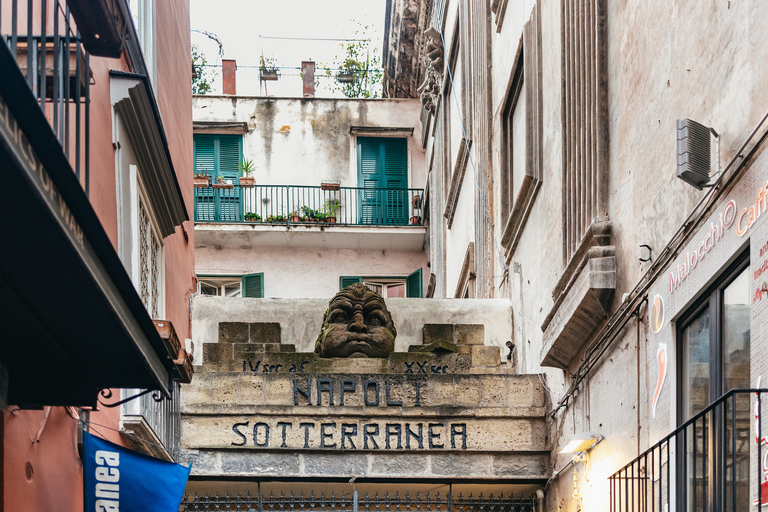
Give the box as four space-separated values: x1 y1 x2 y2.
195 245 427 299
192 97 426 191
417 0 768 510
3 1 194 512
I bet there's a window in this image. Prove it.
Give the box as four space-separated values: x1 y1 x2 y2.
129 0 157 85
454 242 476 298
197 274 263 298
357 137 408 225
677 253 750 511
499 4 543 258
561 0 608 263
500 50 525 224
341 269 422 298
194 134 243 222
136 190 164 318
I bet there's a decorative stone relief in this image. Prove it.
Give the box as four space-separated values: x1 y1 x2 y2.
417 27 444 115
315 283 397 358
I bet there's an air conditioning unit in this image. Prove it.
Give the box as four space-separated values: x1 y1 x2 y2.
677 119 716 190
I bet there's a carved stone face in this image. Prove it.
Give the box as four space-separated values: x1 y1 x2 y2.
315 283 397 358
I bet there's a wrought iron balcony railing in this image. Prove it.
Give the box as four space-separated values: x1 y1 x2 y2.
1 0 90 189
609 389 766 512
121 381 182 461
193 183 425 227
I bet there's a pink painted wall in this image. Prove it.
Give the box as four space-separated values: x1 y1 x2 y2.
155 0 196 342
3 0 194 511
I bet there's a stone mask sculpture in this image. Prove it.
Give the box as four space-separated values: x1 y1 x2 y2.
315 283 397 358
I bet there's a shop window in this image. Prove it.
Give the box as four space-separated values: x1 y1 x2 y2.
198 273 264 298
677 252 750 511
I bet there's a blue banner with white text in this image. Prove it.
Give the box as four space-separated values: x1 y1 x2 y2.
83 431 191 512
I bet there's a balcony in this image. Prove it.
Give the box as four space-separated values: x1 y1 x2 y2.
0 0 184 405
194 183 424 226
121 382 182 461
610 389 763 512
193 184 427 251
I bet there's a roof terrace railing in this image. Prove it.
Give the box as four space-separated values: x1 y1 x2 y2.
193 183 425 227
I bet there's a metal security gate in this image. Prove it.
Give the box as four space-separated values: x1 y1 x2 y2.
180 491 536 512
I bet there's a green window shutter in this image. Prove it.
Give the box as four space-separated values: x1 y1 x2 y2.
217 135 242 180
340 276 363 290
383 138 407 225
193 136 216 222
194 135 216 174
242 273 264 298
357 137 408 225
406 268 422 298
193 134 243 222
358 138 382 224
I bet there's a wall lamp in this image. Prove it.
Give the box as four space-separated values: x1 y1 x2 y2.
559 431 603 459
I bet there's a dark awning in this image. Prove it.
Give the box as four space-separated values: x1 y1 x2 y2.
0 42 175 407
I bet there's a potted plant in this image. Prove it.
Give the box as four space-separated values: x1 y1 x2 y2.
324 198 341 223
336 70 354 83
289 210 302 223
238 159 256 187
259 55 279 81
193 171 211 188
409 215 422 225
300 205 315 222
212 176 234 189
244 212 261 222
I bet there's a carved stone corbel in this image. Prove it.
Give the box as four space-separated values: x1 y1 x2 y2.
417 27 444 115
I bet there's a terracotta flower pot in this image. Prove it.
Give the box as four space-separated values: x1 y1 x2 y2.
212 183 234 189
290 214 301 223
239 177 255 187
409 216 422 225
326 216 337 223
193 177 210 188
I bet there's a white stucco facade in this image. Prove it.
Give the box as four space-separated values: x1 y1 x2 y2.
192 95 429 298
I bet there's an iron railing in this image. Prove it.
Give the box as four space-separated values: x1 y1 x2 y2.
1 0 90 190
609 389 765 512
194 184 425 227
180 491 536 512
122 381 182 461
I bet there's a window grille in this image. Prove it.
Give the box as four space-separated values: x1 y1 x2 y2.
138 195 162 318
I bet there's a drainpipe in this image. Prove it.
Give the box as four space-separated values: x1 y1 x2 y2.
536 489 544 512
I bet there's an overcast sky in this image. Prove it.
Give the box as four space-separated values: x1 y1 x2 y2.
190 0 387 97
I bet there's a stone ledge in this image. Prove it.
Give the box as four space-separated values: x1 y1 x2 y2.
540 248 616 369
182 449 551 480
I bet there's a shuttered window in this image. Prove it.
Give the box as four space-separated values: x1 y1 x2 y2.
406 268 422 298
194 134 243 222
340 272 422 298
357 137 408 225
242 273 264 298
340 276 364 289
